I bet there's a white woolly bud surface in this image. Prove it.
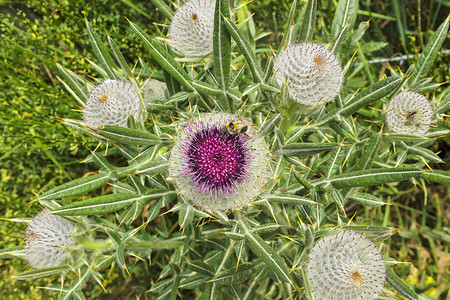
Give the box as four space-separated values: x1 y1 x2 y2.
306 230 386 300
143 79 167 104
386 92 433 135
83 80 141 128
169 0 216 57
169 113 271 211
274 43 344 106
25 209 75 269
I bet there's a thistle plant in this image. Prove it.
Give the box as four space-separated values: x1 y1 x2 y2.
2 0 449 299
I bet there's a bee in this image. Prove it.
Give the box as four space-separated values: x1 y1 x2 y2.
98 93 108 103
26 231 36 242
225 121 248 135
404 110 417 125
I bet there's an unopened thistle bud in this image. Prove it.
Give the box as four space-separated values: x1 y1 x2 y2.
168 0 216 57
274 43 344 106
25 209 75 269
83 80 141 128
143 79 167 104
169 113 271 211
306 230 386 300
386 91 433 135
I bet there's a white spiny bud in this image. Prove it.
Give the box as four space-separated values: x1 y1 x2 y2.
386 91 433 135
25 209 75 269
274 43 344 106
306 230 386 300
83 80 141 128
168 0 216 57
143 79 167 104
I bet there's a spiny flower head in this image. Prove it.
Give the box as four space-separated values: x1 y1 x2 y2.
25 209 75 269
169 113 271 211
168 0 216 57
306 230 386 300
83 80 141 128
143 79 167 104
274 43 344 106
386 91 433 135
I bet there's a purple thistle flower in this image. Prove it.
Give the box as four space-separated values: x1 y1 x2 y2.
306 230 386 300
386 91 433 135
25 209 75 269
169 113 271 211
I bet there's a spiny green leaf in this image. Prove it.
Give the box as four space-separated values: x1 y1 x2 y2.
135 160 170 176
98 125 172 145
241 225 291 284
278 143 340 157
409 15 450 87
405 146 443 163
52 190 175 216
258 193 318 205
188 260 215 276
179 275 210 289
340 76 402 117
39 174 110 201
421 169 450 185
210 262 262 285
85 19 116 78
326 146 346 179
128 21 195 92
55 63 89 104
10 265 71 280
213 0 231 107
299 0 317 42
331 0 358 39
322 167 422 188
356 130 382 170
347 193 385 207
279 0 298 49
179 203 195 228
222 15 264 82
387 268 420 300
150 0 174 20
0 246 24 259
252 223 282 234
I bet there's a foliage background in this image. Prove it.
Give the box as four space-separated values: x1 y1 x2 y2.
0 0 448 299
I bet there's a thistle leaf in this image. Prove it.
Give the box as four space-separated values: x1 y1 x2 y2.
322 167 422 188
85 19 116 79
299 0 317 42
222 15 264 82
128 21 195 92
98 126 172 145
341 76 402 117
52 190 176 216
38 174 110 201
409 15 450 87
213 0 231 105
331 0 358 39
